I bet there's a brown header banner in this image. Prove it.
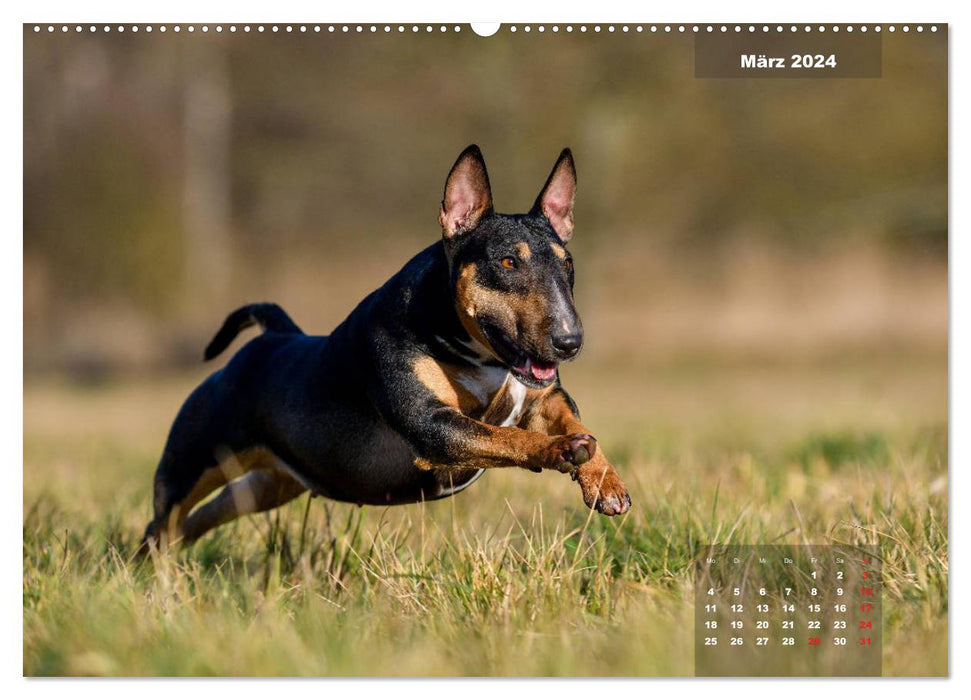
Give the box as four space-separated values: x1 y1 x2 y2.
695 31 882 78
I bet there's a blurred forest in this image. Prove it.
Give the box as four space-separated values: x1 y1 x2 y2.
23 27 947 379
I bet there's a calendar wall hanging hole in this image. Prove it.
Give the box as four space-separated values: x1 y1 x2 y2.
471 23 500 37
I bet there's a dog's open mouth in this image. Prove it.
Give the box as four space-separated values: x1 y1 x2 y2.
481 324 559 387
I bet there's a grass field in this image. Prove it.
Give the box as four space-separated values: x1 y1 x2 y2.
22 350 948 676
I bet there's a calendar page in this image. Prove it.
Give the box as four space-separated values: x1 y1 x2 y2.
22 14 948 679
695 545 882 676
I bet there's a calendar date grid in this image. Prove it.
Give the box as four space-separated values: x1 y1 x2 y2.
694 544 881 676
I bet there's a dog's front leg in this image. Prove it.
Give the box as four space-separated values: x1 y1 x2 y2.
372 353 600 474
521 387 631 515
405 404 599 474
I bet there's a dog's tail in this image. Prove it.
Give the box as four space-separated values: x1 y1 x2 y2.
204 303 304 361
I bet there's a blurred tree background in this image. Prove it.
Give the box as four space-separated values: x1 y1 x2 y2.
23 27 946 379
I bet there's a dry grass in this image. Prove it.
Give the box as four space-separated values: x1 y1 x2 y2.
22 345 947 676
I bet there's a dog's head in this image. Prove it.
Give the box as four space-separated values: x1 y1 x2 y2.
439 145 582 389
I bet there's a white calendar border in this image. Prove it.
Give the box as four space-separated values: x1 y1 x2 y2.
2 0 963 696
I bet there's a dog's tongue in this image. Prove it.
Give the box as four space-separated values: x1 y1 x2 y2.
526 358 558 382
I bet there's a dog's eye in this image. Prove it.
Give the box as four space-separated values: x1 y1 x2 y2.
500 257 518 270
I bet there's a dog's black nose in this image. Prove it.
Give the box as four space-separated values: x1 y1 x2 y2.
551 332 583 357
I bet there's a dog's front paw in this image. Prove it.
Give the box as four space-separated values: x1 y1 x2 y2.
575 460 631 516
541 433 598 473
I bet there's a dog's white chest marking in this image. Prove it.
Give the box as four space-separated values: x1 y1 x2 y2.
454 364 528 427
501 377 528 427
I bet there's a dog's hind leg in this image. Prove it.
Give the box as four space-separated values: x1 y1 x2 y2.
181 466 307 545
141 444 305 552
140 453 229 554
140 375 238 554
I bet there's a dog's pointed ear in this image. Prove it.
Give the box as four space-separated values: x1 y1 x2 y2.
439 145 493 239
531 148 577 243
